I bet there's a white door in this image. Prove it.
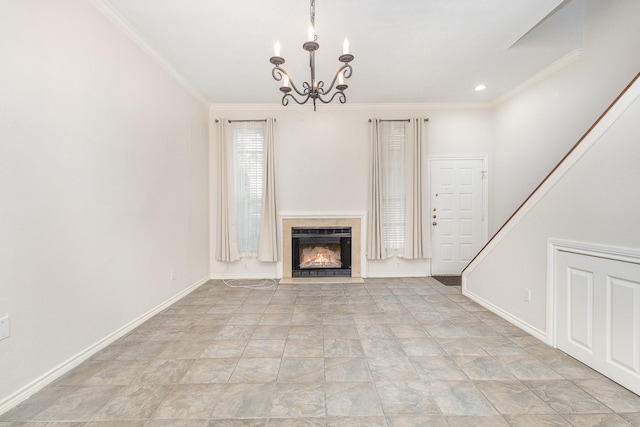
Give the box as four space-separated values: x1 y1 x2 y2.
430 158 485 275
555 250 640 396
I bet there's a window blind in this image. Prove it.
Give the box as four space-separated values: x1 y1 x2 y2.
232 122 265 256
380 121 406 254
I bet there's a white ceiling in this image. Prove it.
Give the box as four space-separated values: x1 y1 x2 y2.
105 0 584 105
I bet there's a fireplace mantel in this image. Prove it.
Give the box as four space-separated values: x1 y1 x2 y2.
282 214 363 280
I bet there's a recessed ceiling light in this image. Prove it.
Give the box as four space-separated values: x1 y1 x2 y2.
475 84 487 92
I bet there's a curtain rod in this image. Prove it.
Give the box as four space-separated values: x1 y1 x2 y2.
214 119 276 123
368 118 429 122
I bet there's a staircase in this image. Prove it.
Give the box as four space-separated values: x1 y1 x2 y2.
460 73 640 394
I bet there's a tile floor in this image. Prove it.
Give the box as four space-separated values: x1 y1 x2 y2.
2 277 640 426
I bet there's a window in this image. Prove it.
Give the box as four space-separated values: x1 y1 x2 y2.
232 122 264 256
380 121 406 254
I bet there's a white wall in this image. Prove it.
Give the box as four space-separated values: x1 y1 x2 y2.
209 105 493 279
465 76 640 339
0 1 210 407
465 0 640 338
491 0 640 232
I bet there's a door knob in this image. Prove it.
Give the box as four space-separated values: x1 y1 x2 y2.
432 222 437 226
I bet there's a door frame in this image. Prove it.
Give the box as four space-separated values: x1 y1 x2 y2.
428 156 489 276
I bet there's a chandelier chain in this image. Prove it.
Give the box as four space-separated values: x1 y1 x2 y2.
310 0 315 27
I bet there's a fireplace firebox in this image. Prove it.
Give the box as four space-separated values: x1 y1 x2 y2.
291 227 351 277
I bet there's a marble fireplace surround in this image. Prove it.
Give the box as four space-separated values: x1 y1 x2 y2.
282 214 363 281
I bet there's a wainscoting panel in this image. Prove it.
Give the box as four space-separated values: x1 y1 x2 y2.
554 244 640 395
567 267 594 353
608 276 640 375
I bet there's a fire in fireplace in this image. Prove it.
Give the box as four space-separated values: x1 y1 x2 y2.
292 227 351 277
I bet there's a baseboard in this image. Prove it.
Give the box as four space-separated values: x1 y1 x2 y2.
278 277 365 285
0 275 210 415
365 273 429 279
210 273 279 280
462 287 549 345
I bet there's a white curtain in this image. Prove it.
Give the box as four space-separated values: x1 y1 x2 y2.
258 118 279 262
215 119 239 262
404 118 431 259
367 119 387 260
367 118 430 260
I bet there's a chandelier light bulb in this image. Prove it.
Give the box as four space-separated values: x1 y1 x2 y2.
308 25 315 42
274 41 281 57
343 39 349 55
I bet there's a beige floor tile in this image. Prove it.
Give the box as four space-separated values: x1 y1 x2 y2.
324 358 371 382
325 382 383 416
375 381 439 415
270 383 325 418
228 358 281 383
278 358 325 383
367 357 418 381
3 279 639 426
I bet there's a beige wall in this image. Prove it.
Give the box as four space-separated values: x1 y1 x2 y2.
0 1 210 406
209 105 494 279
491 0 640 232
466 77 640 338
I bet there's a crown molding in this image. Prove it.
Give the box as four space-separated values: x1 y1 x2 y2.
492 48 584 106
90 0 211 108
209 101 493 113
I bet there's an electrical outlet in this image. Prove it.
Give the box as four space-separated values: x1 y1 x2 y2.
170 269 175 281
0 315 10 341
524 288 531 303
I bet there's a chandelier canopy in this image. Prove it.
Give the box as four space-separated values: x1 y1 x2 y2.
269 0 354 111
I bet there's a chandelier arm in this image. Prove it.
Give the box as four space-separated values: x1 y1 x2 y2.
282 92 312 106
316 90 347 105
273 66 311 97
342 63 354 79
317 64 353 95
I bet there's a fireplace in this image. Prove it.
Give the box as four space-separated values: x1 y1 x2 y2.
292 227 351 277
281 216 362 281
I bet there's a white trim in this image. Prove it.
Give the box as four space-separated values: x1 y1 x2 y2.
549 239 640 264
367 272 430 279
547 239 640 347
464 79 640 280
279 211 367 219
0 276 210 415
90 0 210 107
462 280 549 344
210 272 279 280
209 102 493 113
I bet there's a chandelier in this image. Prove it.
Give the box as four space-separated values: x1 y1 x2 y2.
269 0 354 111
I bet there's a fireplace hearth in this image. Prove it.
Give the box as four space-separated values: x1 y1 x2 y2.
292 227 351 277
